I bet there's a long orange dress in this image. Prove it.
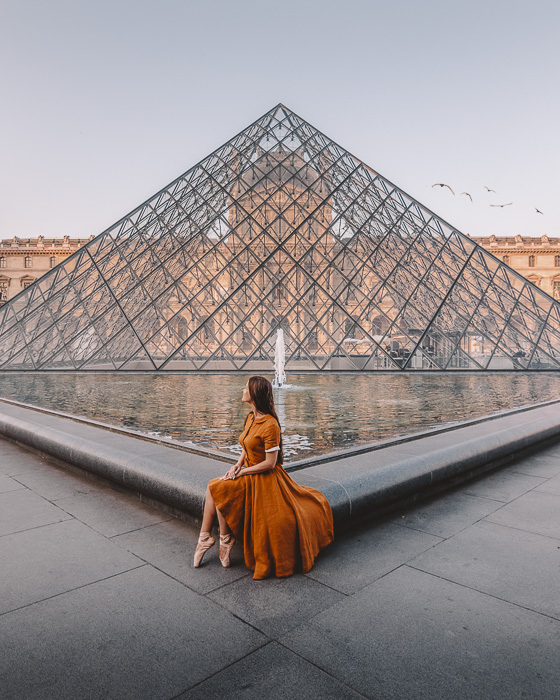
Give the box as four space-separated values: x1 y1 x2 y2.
208 413 334 579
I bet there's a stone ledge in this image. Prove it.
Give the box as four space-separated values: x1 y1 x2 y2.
1 400 559 529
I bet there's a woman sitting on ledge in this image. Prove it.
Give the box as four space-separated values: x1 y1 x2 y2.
194 375 334 579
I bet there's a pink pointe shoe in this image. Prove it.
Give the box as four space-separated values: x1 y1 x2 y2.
219 534 236 568
193 532 215 568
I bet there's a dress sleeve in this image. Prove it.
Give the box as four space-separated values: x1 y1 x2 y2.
263 418 281 453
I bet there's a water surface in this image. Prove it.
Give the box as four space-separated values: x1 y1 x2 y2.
0 373 558 461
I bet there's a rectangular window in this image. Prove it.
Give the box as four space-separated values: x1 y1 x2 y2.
555 255 560 268
0 281 8 300
502 255 509 265
22 280 33 289
528 255 535 268
0 257 6 268
24 256 32 269
554 282 560 301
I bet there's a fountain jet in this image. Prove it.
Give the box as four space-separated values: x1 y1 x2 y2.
273 329 286 388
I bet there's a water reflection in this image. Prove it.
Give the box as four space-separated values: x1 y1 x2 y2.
0 373 558 462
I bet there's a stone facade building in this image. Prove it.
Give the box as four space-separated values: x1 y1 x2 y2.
471 235 560 301
1 232 558 311
0 236 91 305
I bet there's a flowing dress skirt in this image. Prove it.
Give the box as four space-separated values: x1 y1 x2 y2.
208 464 333 579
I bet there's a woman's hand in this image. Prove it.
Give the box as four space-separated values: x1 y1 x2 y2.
220 464 243 480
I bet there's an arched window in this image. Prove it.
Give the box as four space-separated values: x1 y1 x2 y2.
308 329 318 351
345 319 356 337
24 256 32 269
371 315 386 335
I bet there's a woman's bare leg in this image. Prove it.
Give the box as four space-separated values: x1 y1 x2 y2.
216 506 232 537
201 485 217 533
201 485 232 536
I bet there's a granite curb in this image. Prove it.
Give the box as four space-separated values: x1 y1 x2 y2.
1 401 559 527
0 411 208 517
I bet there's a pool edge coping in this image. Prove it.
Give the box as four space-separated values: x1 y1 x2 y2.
1 398 560 527
2 394 560 471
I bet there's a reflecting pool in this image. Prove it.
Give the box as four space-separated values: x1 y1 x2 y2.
1 373 559 462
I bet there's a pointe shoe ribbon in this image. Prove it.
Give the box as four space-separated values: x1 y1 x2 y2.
219 534 236 568
193 532 215 568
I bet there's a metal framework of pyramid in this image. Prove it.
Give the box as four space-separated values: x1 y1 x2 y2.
2 104 560 372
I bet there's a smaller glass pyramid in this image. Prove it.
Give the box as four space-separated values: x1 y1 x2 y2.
1 104 559 371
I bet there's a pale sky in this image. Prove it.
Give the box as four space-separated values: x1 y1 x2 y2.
1 0 558 241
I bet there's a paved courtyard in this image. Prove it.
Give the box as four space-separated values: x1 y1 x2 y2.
1 436 559 699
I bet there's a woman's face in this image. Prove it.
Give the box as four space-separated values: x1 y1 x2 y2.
242 382 252 404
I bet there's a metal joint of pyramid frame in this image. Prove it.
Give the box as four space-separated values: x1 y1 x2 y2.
1 103 560 372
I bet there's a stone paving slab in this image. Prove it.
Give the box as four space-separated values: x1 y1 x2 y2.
388 491 504 539
0 473 25 494
2 417 560 699
207 573 346 638
0 565 267 700
459 468 545 502
409 520 560 620
536 472 560 495
112 518 249 595
0 488 72 537
511 456 560 478
305 520 441 595
280 565 560 700
484 490 560 540
12 465 98 500
0 440 23 455
53 488 174 537
0 449 52 477
0 519 142 614
509 444 560 477
177 642 365 700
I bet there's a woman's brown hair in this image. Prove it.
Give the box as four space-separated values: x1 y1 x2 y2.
247 375 284 464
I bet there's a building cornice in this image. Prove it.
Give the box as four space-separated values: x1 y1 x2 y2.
482 248 559 255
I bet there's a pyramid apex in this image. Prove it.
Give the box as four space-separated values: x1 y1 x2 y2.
270 103 293 116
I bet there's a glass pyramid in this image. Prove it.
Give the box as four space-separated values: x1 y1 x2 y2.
1 104 560 372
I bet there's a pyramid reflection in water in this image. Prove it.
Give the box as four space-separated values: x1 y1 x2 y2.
1 104 560 371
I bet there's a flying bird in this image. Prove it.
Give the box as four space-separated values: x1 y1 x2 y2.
459 192 473 202
490 202 513 208
432 183 455 194
535 208 544 215
484 186 496 193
